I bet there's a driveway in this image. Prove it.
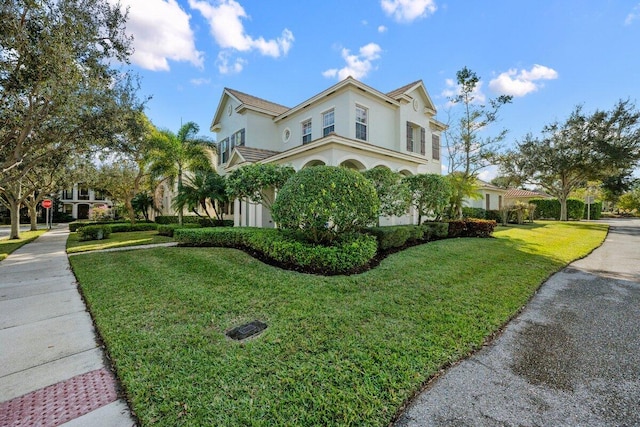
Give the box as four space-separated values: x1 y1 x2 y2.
395 218 640 426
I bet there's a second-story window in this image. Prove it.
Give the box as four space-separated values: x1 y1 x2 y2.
78 185 89 200
302 119 312 144
231 128 245 150
322 109 335 136
62 189 73 200
219 138 229 164
356 105 367 141
94 189 106 201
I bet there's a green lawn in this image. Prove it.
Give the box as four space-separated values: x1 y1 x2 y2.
66 230 174 254
0 229 49 261
69 221 608 426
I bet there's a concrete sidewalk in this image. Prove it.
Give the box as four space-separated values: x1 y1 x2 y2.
395 218 640 426
0 225 136 426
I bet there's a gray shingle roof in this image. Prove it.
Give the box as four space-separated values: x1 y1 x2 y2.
226 88 290 115
386 80 422 99
235 146 281 163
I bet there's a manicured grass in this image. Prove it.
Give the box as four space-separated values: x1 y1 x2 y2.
70 221 608 426
66 230 174 254
0 229 49 261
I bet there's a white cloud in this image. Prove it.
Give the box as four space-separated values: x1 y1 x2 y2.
189 0 294 58
488 64 558 97
322 43 382 81
378 25 388 33
190 78 211 86
625 3 640 25
216 51 246 75
441 77 486 107
108 0 203 71
381 0 437 23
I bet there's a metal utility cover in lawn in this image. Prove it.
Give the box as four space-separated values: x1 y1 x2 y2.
226 320 267 341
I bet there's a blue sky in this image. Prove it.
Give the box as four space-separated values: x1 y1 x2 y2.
112 0 640 179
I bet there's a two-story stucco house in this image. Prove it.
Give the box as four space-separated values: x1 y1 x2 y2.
211 77 446 227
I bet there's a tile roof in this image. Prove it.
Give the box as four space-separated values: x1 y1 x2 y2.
235 146 281 163
386 80 422 99
504 188 550 199
476 179 505 191
226 88 290 115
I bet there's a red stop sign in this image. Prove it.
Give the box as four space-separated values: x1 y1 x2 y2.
42 199 52 209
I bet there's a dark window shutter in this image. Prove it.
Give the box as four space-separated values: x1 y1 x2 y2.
406 122 413 151
432 135 440 160
230 133 236 151
217 142 221 164
239 128 245 146
420 127 426 155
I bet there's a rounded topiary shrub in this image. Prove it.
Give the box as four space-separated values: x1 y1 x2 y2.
272 166 379 244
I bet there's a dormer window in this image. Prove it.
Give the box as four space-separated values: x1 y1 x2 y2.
302 119 312 144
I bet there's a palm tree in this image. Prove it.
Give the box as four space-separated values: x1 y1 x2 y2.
149 122 213 225
173 170 228 222
448 172 481 219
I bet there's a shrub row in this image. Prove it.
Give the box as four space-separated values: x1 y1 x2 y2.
365 223 448 251
584 201 602 220
77 225 112 241
108 223 158 233
174 228 378 275
69 221 127 232
155 216 233 227
157 223 202 237
447 219 497 238
529 198 586 220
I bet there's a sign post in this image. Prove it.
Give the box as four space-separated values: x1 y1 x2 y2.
585 195 594 221
42 199 52 229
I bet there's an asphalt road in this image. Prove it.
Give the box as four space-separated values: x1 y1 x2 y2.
395 219 640 427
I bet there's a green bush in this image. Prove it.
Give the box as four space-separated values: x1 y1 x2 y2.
157 224 202 237
109 223 158 233
421 222 449 240
154 216 201 225
69 220 154 232
462 207 487 219
198 218 234 227
584 201 602 220
175 227 377 275
529 198 587 220
486 209 502 222
365 226 412 250
272 166 379 244
77 225 112 241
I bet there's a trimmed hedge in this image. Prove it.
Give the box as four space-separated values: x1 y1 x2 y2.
447 219 497 238
109 223 158 233
364 223 448 251
462 207 487 219
155 216 201 225
157 223 202 237
529 198 587 220
198 218 234 227
584 201 602 220
77 225 112 241
69 220 154 232
174 227 378 275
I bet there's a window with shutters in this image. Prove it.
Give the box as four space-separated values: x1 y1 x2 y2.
219 138 229 164
432 134 440 160
406 122 414 152
302 119 312 143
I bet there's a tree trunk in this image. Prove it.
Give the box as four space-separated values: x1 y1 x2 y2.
28 203 38 231
9 199 20 240
177 168 184 226
559 194 568 221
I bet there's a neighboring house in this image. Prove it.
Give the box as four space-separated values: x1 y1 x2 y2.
504 188 551 205
465 179 507 211
59 183 112 220
211 76 446 227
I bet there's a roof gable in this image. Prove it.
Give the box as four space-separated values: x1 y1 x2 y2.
211 88 290 131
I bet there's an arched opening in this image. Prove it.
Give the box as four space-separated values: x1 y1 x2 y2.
339 159 366 171
301 159 326 169
399 169 413 177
